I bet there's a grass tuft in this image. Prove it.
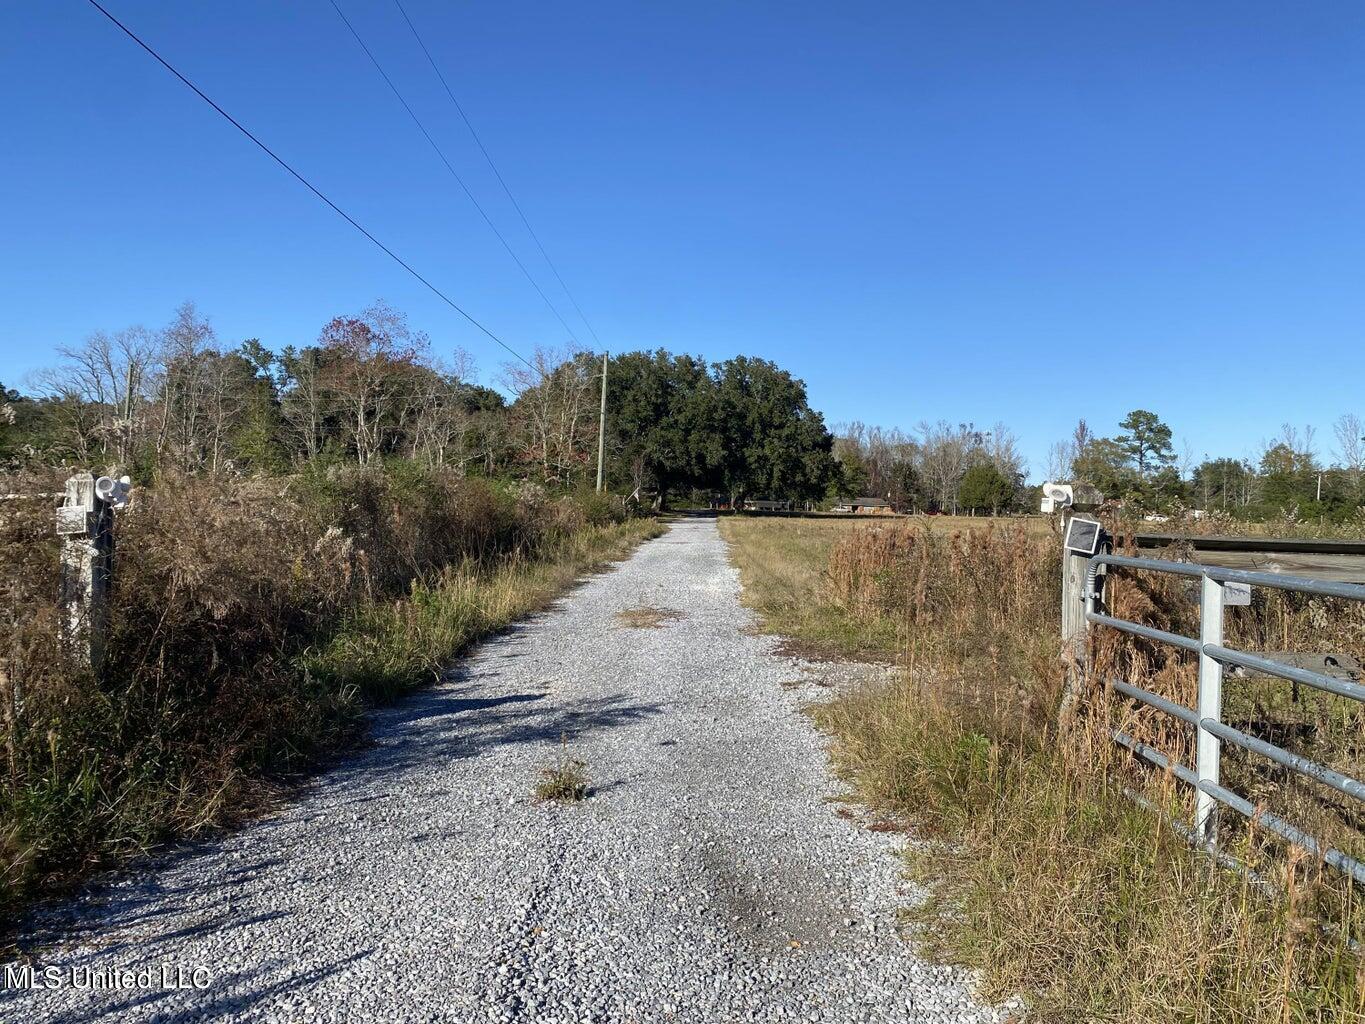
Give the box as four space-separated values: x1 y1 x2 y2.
613 606 684 630
534 743 591 804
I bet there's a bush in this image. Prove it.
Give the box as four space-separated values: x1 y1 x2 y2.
0 468 655 923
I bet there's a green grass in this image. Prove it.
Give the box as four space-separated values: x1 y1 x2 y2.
305 520 663 701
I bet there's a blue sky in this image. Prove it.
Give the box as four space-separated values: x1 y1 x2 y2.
3 1 1363 480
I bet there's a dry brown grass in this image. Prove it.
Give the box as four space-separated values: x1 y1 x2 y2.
0 468 659 925
723 514 1365 1023
614 606 684 629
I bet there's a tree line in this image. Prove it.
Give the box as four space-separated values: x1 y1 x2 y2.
8 302 1359 519
0 302 843 508
1048 409 1365 521
828 421 1027 515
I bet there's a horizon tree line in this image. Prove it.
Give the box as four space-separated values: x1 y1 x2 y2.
6 302 1362 520
1047 410 1365 520
0 301 839 509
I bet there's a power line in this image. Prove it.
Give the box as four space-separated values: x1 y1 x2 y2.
328 0 583 348
84 0 536 373
391 0 604 349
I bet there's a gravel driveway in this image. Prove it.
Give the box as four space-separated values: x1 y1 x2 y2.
4 518 1002 1024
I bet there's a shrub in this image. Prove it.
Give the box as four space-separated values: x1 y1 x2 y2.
0 467 655 923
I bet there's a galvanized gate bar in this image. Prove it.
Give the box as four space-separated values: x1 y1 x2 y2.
1200 719 1365 802
1203 645 1365 702
1109 677 1199 726
1086 613 1202 653
1086 551 1365 885
1113 728 1198 784
1091 552 1206 578
1202 566 1365 601
1194 778 1365 886
1115 727 1365 885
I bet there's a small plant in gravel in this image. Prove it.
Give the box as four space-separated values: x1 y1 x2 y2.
534 741 591 803
613 606 684 629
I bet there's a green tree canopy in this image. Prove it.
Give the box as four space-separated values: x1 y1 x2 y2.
606 350 719 498
1116 409 1175 477
958 462 1015 513
711 356 835 504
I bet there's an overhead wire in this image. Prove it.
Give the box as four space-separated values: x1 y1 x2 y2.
84 0 538 372
390 0 604 349
327 0 583 348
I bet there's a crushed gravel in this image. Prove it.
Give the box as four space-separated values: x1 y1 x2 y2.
3 518 1008 1023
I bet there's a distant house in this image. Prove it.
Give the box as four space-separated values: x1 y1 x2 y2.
743 498 793 512
832 497 894 515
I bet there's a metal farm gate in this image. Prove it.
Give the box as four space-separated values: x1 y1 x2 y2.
1061 517 1365 883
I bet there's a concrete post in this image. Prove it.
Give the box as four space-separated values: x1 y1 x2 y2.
57 472 114 677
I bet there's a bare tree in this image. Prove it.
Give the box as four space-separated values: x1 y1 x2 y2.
1045 418 1093 483
502 347 596 485
1045 440 1072 482
318 302 430 466
916 420 978 513
202 351 254 475
36 324 160 464
1178 439 1197 484
985 421 1025 481
279 346 328 463
1334 413 1364 490
156 303 218 472
1285 422 1316 460
411 350 477 471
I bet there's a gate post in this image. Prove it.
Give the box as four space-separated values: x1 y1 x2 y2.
57 472 114 678
1056 501 1108 728
1060 511 1088 666
1194 573 1225 845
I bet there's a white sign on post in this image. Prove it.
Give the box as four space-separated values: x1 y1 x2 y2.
1224 581 1252 606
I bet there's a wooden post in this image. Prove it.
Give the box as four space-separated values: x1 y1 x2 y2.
1060 513 1088 660
595 351 608 493
57 472 114 678
1057 510 1087 724
1055 498 1108 728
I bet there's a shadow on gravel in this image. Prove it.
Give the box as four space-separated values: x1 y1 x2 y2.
325 680 665 792
5 623 661 964
14 850 293 948
28 948 375 1024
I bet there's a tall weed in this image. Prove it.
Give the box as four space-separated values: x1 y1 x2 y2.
725 516 1365 1022
0 467 652 924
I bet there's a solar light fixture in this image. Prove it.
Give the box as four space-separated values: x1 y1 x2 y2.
1063 516 1103 556
95 475 132 508
1040 481 1074 514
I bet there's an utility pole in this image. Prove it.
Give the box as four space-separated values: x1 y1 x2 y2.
595 351 608 492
